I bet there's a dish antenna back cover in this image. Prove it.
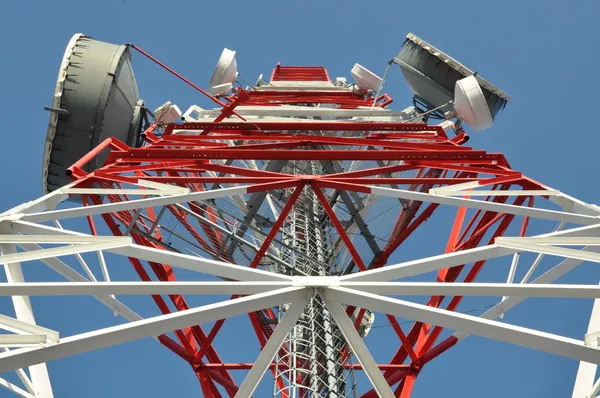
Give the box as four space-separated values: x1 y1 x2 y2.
454 75 494 132
351 64 383 92
395 33 510 118
208 48 237 95
43 33 142 193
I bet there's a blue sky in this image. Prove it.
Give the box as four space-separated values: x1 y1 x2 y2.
1 0 600 397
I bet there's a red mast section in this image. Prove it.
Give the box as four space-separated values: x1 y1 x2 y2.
63 63 546 397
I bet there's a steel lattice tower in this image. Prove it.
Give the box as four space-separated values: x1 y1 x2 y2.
1 33 600 398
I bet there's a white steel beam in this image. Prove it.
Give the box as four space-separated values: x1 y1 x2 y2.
1 350 35 397
52 221 98 282
21 185 249 223
342 282 600 298
498 237 600 245
0 239 131 265
0 190 68 217
573 283 600 398
0 287 305 374
496 240 600 264
455 246 600 340
0 314 58 341
1 244 53 398
9 220 293 282
340 245 515 282
0 236 128 244
433 190 561 197
0 377 34 398
236 294 310 397
321 291 395 398
520 221 564 283
3 280 598 300
0 335 48 347
108 245 293 282
61 179 190 197
369 186 600 225
0 281 293 296
61 188 169 195
16 243 142 322
342 224 600 283
328 287 600 364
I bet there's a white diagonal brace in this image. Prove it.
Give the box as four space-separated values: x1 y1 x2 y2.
369 186 600 225
0 190 68 217
61 179 189 196
589 379 600 398
328 287 600 364
108 244 293 282
8 221 292 282
0 377 34 398
434 190 560 197
0 239 131 265
0 281 293 296
0 314 58 341
12 220 105 237
496 240 600 264
0 236 126 244
341 224 600 283
61 188 172 195
455 245 600 339
322 290 395 398
341 282 600 299
0 335 48 347
53 221 98 282
498 237 600 246
573 283 600 398
1 244 53 398
3 350 35 396
0 286 306 374
21 186 248 222
135 179 190 195
236 293 310 397
15 243 140 321
341 245 515 282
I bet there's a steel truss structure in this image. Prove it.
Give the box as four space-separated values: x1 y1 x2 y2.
2 65 600 398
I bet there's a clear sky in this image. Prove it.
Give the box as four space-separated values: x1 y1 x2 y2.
1 0 600 397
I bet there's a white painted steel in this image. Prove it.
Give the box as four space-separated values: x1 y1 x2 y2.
0 287 305 374
322 291 395 398
328 287 600 364
369 186 600 225
573 283 600 398
343 282 600 298
0 314 58 341
21 186 248 222
0 377 34 398
0 281 293 296
1 244 54 398
236 294 310 397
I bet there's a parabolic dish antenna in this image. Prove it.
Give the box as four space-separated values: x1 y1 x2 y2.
208 48 237 95
42 33 142 193
454 75 494 132
351 63 383 92
394 33 510 118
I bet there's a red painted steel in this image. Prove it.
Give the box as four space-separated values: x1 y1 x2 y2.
64 65 545 397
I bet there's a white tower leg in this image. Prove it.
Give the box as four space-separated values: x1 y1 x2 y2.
1 244 54 398
573 281 600 398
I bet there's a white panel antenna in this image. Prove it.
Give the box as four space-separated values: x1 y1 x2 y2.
351 64 383 92
208 48 238 95
154 101 182 124
454 75 494 132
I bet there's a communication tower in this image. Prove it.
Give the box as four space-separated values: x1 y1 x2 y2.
0 33 599 398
